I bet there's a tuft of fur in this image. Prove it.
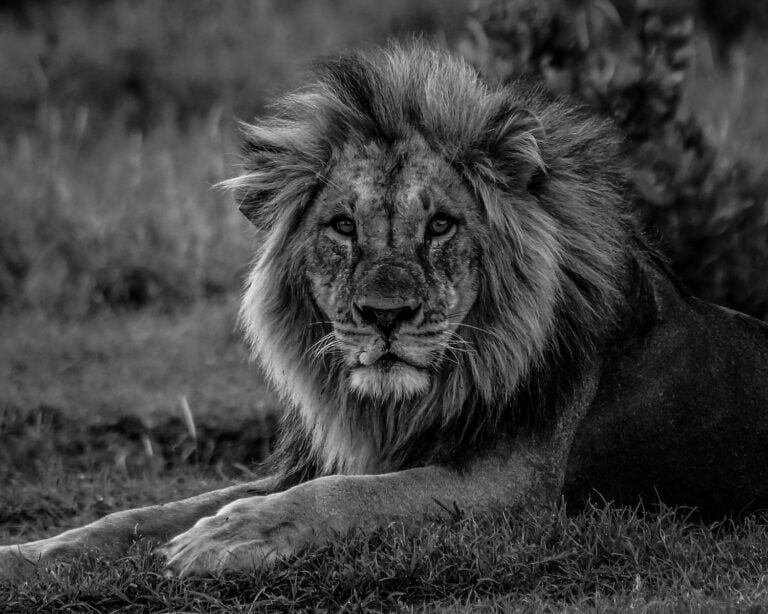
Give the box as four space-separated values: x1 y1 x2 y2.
224 43 649 486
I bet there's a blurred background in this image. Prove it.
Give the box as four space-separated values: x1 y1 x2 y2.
1 0 767 481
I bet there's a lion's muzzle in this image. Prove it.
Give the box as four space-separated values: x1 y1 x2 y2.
353 300 422 338
352 261 424 338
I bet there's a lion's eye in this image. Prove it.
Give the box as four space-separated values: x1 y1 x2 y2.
427 214 455 238
331 216 356 237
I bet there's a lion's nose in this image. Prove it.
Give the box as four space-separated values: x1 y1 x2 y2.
354 299 421 337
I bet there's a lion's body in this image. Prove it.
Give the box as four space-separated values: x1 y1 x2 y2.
2 43 767 579
567 266 768 517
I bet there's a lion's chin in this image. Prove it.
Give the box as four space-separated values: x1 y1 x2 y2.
349 363 430 400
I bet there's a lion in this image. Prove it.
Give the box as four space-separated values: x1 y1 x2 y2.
2 43 768 579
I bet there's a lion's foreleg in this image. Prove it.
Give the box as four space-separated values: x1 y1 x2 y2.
0 476 277 580
159 443 561 576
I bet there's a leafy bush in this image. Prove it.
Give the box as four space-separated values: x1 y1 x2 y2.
461 0 768 320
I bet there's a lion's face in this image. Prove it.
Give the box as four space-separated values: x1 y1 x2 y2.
303 135 481 399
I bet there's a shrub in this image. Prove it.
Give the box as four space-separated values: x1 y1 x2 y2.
461 0 768 320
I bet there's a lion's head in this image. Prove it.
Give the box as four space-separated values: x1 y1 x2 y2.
225 44 638 479
304 134 482 400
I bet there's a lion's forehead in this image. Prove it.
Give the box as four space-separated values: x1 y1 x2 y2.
328 140 471 243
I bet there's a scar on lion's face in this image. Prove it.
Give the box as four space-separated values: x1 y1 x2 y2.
304 135 481 399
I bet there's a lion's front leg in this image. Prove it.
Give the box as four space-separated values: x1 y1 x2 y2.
161 443 556 577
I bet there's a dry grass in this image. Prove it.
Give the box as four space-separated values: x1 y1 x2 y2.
0 117 250 314
0 0 466 132
0 0 465 316
1 300 273 424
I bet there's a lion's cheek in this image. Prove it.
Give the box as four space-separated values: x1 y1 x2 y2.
428 240 479 316
308 276 340 318
451 270 479 315
307 240 353 320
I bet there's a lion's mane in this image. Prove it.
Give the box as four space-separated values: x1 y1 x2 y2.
225 43 649 486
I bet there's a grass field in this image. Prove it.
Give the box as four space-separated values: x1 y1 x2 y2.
2 1 768 611
1 300 274 426
5 301 768 611
2 502 768 611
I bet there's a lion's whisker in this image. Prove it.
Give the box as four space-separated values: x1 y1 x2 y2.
445 309 471 320
439 348 460 367
304 332 341 365
444 338 478 363
444 330 475 348
452 322 506 343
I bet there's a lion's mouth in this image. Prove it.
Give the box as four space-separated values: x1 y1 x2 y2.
350 343 432 398
359 349 423 370
377 352 417 369
350 349 431 398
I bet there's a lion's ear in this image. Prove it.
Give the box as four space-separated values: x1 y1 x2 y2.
487 106 546 193
220 121 321 232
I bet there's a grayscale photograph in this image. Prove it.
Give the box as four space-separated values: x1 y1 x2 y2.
1 0 767 611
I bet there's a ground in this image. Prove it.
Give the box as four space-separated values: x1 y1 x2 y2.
2 301 768 612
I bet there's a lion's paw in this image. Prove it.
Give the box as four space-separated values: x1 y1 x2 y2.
159 494 317 577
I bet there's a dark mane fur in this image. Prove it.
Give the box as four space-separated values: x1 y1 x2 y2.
224 42 657 488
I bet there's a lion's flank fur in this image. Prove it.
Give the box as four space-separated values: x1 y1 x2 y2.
224 42 650 486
